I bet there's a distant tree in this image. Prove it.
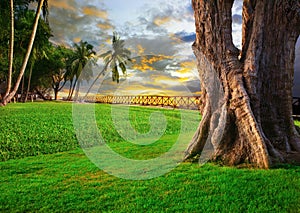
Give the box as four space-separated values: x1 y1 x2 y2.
102 32 132 83
50 46 73 100
84 32 132 98
184 0 300 168
66 41 96 100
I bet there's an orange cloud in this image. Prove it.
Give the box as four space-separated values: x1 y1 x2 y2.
132 55 173 72
73 37 81 43
169 33 184 44
137 45 145 55
105 38 112 44
97 23 113 30
132 58 154 71
154 17 171 26
82 7 108 19
177 61 196 74
178 77 190 82
49 0 76 11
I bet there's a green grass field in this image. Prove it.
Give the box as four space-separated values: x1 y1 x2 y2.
0 102 299 212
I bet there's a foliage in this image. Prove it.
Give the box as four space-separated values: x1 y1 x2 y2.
0 1 12 82
65 41 97 100
0 1 51 93
32 45 73 100
100 32 132 83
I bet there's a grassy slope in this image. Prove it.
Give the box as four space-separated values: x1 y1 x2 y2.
0 102 77 161
0 102 200 161
0 149 299 212
0 102 299 212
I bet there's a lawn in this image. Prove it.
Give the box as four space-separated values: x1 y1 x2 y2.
0 102 299 212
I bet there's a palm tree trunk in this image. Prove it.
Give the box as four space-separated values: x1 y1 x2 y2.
74 81 80 100
4 0 14 99
24 62 34 102
1 0 44 106
66 78 73 100
69 77 78 101
83 58 112 100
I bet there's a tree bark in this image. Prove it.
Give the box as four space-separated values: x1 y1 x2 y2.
66 78 73 100
83 58 112 100
1 0 45 106
34 87 48 100
24 62 34 102
68 77 78 101
54 89 58 100
185 0 300 168
52 75 66 100
4 0 14 99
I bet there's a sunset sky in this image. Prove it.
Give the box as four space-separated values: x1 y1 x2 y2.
46 0 300 97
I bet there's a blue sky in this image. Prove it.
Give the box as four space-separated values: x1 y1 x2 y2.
47 0 299 97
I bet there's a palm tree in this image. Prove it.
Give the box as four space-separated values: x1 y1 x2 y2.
24 11 51 102
24 46 48 102
1 0 48 106
4 0 14 99
67 41 96 100
84 32 132 98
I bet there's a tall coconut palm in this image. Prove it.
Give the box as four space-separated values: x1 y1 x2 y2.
67 41 96 100
23 10 51 102
1 0 48 106
4 0 14 99
84 32 132 98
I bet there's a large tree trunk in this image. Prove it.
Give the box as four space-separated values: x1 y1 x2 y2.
185 0 300 168
1 0 44 106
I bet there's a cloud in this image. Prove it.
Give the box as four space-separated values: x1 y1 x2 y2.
153 16 172 26
176 61 197 75
97 21 114 30
48 0 113 48
73 37 81 43
231 0 243 48
232 14 242 25
49 0 76 11
82 6 108 19
115 0 194 38
48 1 198 96
126 36 179 57
232 0 243 15
131 55 173 72
174 31 196 43
108 69 200 96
